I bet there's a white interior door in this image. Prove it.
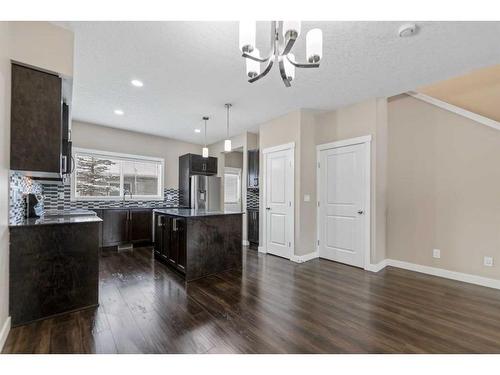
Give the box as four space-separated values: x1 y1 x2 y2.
318 142 368 268
264 146 294 259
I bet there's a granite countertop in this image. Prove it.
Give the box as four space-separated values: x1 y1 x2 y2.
153 208 243 218
9 209 102 227
89 206 180 210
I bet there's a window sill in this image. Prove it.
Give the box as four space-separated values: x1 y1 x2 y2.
71 197 165 202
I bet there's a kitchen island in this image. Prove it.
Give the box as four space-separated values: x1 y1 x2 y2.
153 208 242 281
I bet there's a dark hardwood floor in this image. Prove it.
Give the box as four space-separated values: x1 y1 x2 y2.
4 246 500 354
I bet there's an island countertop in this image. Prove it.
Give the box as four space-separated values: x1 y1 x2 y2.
153 208 243 218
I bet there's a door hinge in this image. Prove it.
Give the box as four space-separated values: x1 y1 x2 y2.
317 240 320 246
289 201 292 207
317 161 320 168
317 201 320 207
288 242 291 248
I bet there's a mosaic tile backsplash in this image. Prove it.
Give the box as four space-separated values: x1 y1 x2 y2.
9 172 44 224
247 188 259 210
9 171 179 224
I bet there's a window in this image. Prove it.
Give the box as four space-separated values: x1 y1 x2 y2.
224 167 241 204
73 148 164 200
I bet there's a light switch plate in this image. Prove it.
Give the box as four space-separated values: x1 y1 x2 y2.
304 194 310 202
484 256 494 267
433 249 441 259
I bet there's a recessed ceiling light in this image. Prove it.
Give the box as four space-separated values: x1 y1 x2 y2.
114 109 124 116
194 129 201 133
131 79 144 87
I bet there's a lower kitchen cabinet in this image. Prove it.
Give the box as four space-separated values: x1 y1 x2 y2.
154 213 186 273
9 222 100 326
102 209 130 247
247 209 259 247
101 208 153 248
129 208 153 243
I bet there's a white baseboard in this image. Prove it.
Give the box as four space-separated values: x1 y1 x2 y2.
242 240 250 246
257 246 266 254
291 251 319 264
386 259 500 290
365 259 388 272
0 316 11 353
368 258 500 290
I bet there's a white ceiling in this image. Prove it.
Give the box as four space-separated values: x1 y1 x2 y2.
58 21 500 145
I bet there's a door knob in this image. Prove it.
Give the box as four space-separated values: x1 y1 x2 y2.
357 210 364 215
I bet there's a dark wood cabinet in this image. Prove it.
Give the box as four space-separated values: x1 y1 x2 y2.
102 209 130 247
102 208 153 247
61 103 72 175
248 209 259 246
179 153 218 207
129 209 153 243
248 150 259 188
9 222 99 326
154 214 186 273
10 63 64 178
189 154 217 175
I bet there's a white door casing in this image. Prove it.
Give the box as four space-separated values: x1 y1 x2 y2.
317 136 371 268
262 143 294 259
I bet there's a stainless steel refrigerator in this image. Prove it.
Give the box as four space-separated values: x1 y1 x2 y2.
190 175 221 211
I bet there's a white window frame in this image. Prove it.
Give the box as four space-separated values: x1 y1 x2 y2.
71 147 165 201
224 167 242 204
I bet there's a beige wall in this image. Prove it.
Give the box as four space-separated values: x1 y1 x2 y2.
0 22 11 348
258 101 388 260
387 95 500 279
224 151 243 169
71 121 201 189
9 22 74 77
419 64 500 122
209 131 258 242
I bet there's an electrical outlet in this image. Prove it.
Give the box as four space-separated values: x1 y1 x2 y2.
484 256 494 267
433 249 441 259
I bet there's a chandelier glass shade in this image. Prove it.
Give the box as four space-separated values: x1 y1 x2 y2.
239 21 323 87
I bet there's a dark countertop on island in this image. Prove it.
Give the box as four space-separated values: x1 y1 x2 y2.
153 208 243 218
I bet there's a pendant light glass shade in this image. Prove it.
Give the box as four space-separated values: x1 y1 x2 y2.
282 21 301 38
284 53 295 81
306 28 323 63
246 48 260 78
224 103 232 152
202 116 209 158
239 21 256 53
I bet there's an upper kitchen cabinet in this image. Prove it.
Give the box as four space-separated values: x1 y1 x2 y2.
248 149 259 188
10 63 67 178
179 153 218 207
187 153 218 175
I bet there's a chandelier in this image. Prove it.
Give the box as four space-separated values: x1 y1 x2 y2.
239 21 323 87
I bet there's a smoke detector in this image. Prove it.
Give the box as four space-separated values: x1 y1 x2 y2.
398 23 418 37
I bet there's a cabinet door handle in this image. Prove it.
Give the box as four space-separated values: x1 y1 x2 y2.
173 218 178 231
61 155 67 173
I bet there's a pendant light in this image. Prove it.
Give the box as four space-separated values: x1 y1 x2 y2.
224 103 232 152
202 116 209 158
